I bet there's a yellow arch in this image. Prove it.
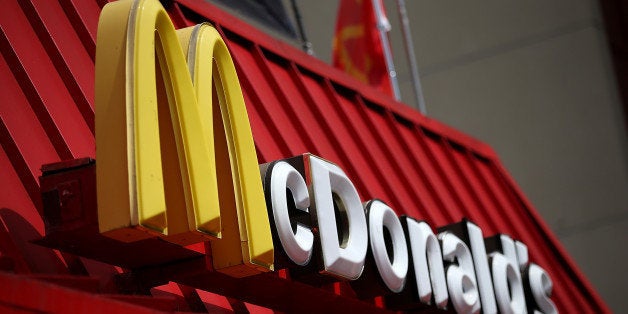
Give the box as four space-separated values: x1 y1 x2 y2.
95 0 273 275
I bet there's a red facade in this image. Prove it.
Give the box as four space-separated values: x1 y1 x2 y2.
0 0 609 312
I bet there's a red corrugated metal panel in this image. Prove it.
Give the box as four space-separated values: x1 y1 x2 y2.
0 0 609 312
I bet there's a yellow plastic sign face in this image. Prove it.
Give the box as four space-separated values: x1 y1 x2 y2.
95 0 273 276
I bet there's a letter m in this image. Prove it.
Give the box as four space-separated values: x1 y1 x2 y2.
94 0 273 277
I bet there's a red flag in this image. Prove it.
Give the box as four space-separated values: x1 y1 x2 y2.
333 0 392 96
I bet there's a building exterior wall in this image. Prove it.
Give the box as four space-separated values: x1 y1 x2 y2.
292 0 628 311
0 0 619 311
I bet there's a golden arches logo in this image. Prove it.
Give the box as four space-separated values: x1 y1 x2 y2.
95 0 273 276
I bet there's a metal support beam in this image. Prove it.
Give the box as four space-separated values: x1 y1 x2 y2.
395 0 427 114
372 0 401 101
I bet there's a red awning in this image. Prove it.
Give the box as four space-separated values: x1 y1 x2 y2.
0 0 608 312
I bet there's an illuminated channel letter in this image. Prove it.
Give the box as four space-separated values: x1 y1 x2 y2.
439 232 480 314
466 222 498 314
267 161 313 266
490 253 526 314
526 264 557 314
309 156 368 279
365 200 408 293
488 235 526 314
95 0 273 275
403 217 448 308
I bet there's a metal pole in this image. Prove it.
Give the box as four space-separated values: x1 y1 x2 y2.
290 0 315 55
395 0 427 114
371 0 401 101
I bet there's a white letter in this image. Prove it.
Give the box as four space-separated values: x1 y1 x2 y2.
404 218 448 308
439 232 480 314
309 156 367 279
490 253 526 314
466 222 497 314
515 240 529 271
367 200 408 292
489 235 527 314
527 264 557 314
269 161 313 265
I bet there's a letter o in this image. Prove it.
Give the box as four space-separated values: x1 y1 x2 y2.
367 200 409 292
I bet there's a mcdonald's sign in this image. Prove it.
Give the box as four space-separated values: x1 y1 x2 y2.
95 0 273 277
93 1 557 312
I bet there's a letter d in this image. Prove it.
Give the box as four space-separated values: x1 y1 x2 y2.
309 156 368 280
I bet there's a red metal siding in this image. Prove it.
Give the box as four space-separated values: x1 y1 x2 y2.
0 0 609 312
